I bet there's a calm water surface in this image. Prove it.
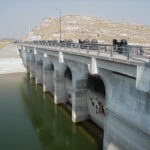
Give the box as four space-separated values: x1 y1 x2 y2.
0 73 98 150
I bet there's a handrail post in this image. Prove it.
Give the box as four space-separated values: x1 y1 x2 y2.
127 46 131 60
78 44 81 52
71 44 73 51
116 45 118 53
111 45 114 57
97 45 100 55
105 46 107 52
87 45 89 54
65 44 67 50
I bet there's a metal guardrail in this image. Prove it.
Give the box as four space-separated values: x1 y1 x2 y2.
19 42 150 63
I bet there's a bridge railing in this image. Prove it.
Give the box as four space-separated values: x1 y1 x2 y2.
20 42 150 63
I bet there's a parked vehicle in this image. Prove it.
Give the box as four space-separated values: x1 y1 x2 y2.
113 39 128 54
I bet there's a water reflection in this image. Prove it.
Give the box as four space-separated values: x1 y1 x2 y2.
20 75 98 150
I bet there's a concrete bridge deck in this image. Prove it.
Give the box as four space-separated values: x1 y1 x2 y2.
20 42 150 64
18 43 150 150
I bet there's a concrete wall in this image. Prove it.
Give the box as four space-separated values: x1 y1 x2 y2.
87 91 105 128
21 49 30 73
104 112 150 150
103 71 150 150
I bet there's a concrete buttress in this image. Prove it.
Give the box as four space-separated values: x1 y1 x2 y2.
35 53 43 84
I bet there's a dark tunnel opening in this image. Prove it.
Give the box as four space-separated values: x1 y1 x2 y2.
88 74 105 97
37 60 43 66
50 64 54 71
64 66 72 80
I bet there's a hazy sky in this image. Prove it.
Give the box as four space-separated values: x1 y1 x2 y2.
0 0 150 39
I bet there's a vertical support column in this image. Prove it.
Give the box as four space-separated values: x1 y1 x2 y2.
26 50 30 74
35 53 43 84
72 78 89 122
136 65 150 92
43 55 55 93
21 46 26 67
54 70 67 104
29 52 36 78
53 53 67 104
17 45 22 57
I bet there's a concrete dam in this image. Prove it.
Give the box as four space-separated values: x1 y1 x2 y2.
17 42 150 150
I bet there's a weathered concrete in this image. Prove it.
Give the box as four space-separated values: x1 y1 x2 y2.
66 79 72 103
87 91 105 128
54 76 66 104
18 43 150 150
53 62 67 104
136 65 150 92
104 112 150 150
24 50 31 74
72 79 89 122
29 51 36 78
103 70 150 150
43 56 54 93
35 53 43 84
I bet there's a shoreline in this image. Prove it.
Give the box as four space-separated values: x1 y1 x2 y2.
0 72 25 75
0 58 26 75
0 43 26 74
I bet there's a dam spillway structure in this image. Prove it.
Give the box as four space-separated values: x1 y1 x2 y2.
17 41 150 150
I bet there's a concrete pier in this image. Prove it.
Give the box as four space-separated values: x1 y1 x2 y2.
35 53 43 84
43 57 54 93
29 52 36 78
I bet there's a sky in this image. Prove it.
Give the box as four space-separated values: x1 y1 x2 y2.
0 0 150 39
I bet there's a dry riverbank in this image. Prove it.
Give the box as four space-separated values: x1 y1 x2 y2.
0 41 10 49
0 44 25 74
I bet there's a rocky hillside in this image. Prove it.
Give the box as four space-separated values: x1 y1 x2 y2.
29 15 150 45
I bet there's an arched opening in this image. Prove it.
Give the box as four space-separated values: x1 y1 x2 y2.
38 60 43 66
50 63 54 71
64 66 72 80
87 74 106 129
64 66 72 105
88 74 105 98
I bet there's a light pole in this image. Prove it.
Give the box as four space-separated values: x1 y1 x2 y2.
56 9 62 43
28 24 31 42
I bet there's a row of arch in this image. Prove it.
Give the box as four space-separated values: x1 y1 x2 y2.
29 52 107 129
43 61 106 100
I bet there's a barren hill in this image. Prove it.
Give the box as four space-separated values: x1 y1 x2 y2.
29 15 150 45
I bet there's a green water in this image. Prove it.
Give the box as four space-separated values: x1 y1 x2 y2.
0 73 98 150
